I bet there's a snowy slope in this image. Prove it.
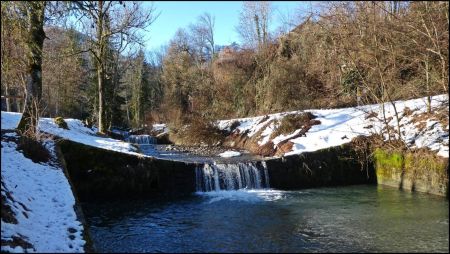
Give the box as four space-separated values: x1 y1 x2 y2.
1 113 139 155
1 133 85 253
217 95 449 158
1 112 142 252
39 118 139 155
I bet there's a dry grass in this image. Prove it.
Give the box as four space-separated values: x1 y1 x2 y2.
272 112 316 137
170 115 227 146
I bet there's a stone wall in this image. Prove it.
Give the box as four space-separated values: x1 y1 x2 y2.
374 148 448 197
265 144 376 189
57 140 197 201
58 139 448 201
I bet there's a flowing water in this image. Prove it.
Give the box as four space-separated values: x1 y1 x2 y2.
83 185 449 253
126 135 157 145
195 161 270 191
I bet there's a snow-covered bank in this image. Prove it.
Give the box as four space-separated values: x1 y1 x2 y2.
217 95 449 158
1 133 85 253
1 113 140 156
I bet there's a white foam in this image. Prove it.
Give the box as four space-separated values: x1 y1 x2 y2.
196 189 287 203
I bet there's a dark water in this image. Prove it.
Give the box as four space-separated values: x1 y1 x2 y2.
83 185 449 253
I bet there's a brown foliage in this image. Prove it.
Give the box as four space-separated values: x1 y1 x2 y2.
273 112 317 137
257 141 276 156
170 114 226 146
275 141 294 156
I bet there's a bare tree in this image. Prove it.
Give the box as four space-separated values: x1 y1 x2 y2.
197 12 215 59
189 13 215 66
237 1 272 49
71 1 157 133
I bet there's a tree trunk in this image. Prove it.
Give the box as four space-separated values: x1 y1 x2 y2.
425 58 431 114
254 14 261 48
440 57 448 94
97 66 105 133
96 0 106 133
17 2 46 136
5 84 11 112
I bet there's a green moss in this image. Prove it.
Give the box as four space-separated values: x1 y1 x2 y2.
54 117 69 130
374 147 448 196
374 148 447 175
373 148 403 170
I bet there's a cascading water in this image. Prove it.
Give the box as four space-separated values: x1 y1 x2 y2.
126 135 157 145
195 161 270 192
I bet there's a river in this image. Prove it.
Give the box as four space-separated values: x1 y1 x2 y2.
82 185 449 252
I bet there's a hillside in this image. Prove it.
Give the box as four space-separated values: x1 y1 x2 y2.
215 95 449 158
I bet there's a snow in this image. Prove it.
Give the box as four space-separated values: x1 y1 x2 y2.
1 133 85 253
218 151 242 158
217 95 449 158
1 112 141 156
39 118 139 155
153 123 168 133
1 111 21 130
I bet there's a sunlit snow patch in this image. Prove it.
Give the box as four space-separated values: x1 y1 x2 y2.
218 150 241 158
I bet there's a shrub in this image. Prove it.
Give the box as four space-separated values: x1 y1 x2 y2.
172 114 226 146
54 117 69 130
342 69 361 94
273 112 316 137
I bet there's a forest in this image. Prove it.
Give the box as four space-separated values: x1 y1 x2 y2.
1 1 448 138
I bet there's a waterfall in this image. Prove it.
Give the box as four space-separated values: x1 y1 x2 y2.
196 161 270 192
126 135 157 145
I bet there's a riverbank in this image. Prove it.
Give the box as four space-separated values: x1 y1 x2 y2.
1 130 86 252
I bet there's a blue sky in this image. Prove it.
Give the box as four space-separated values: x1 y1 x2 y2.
142 1 311 52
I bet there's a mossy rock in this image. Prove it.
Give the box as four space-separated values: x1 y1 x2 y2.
54 117 69 130
373 148 403 170
373 147 448 196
